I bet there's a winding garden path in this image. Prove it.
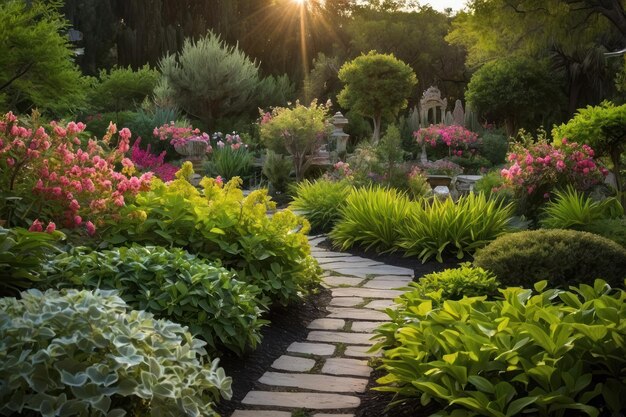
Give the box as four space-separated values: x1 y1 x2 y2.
229 236 414 417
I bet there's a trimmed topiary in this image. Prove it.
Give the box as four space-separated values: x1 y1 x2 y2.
473 229 626 288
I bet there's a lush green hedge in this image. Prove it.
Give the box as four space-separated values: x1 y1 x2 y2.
100 163 321 306
374 280 626 416
0 289 231 417
473 229 626 288
43 245 265 356
409 262 500 300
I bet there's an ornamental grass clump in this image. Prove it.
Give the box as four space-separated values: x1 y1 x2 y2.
0 289 232 417
410 262 500 300
43 245 265 356
473 229 626 288
329 186 412 253
398 192 514 262
373 280 626 416
290 179 353 233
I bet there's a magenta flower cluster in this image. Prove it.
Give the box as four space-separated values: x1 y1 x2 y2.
130 138 178 182
501 139 607 198
414 125 479 156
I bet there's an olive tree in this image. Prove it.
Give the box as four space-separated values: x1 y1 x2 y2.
337 51 417 143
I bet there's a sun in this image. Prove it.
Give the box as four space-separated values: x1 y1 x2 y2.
292 0 308 4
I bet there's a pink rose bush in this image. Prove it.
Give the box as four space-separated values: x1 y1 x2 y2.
0 112 153 235
500 139 607 215
414 125 480 157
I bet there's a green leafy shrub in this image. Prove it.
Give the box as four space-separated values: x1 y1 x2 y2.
262 150 293 194
0 227 63 296
410 262 500 300
479 131 509 165
398 193 514 262
330 186 412 253
584 218 626 248
0 289 231 417
473 229 626 288
449 155 492 174
290 179 352 233
406 166 432 200
87 65 159 113
374 280 626 416
101 163 320 306
82 110 137 137
43 245 265 356
474 170 510 200
127 107 186 158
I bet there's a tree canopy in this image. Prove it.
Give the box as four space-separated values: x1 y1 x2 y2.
338 51 417 142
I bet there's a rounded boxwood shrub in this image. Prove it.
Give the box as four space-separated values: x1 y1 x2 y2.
412 262 500 300
44 245 265 356
473 229 626 288
0 289 231 417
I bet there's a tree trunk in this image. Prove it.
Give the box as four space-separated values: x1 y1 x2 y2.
372 114 382 144
597 0 626 40
504 117 516 137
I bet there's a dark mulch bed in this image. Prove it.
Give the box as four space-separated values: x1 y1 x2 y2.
216 239 467 416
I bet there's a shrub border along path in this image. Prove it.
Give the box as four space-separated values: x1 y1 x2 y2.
230 235 414 417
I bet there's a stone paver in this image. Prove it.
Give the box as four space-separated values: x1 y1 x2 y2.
322 358 371 377
323 276 364 287
321 261 384 269
330 265 414 278
259 372 368 393
327 307 389 321
350 321 381 333
242 391 360 409
308 318 346 331
363 299 397 310
331 287 404 299
231 411 291 417
344 345 380 358
271 355 316 372
362 277 412 290
287 342 335 356
329 297 364 307
308 331 374 345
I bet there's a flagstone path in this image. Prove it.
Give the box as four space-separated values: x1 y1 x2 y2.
230 236 414 417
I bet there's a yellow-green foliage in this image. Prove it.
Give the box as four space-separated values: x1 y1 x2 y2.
101 162 320 306
290 179 353 233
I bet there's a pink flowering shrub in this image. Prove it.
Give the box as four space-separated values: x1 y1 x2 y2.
500 139 608 216
130 138 178 182
0 111 153 235
322 161 354 182
414 125 480 158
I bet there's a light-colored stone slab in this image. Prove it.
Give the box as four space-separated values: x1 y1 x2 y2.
323 276 364 287
317 256 380 265
242 391 360 409
287 342 335 356
370 274 414 280
310 252 349 258
331 266 413 278
308 318 346 331
271 355 316 372
327 307 389 321
344 345 380 358
322 358 371 377
258 372 368 393
362 278 412 290
322 261 384 269
308 331 374 345
363 299 398 310
313 415 356 417
231 411 291 417
350 321 381 333
330 297 364 307
331 287 403 299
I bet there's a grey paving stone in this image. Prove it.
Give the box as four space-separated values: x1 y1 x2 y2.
242 391 360 409
362 278 412 290
308 318 346 331
287 342 335 356
330 266 413 278
308 331 374 345
330 297 364 307
350 321 382 333
344 345 380 358
331 287 404 299
321 260 384 269
231 411 291 417
258 372 368 393
323 276 364 287
363 299 397 310
271 355 316 372
322 358 372 377
327 307 389 321
310 252 349 258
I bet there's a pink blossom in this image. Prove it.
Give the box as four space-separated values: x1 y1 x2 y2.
6 157 15 167
29 219 44 232
74 215 83 226
85 221 96 236
45 222 56 233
